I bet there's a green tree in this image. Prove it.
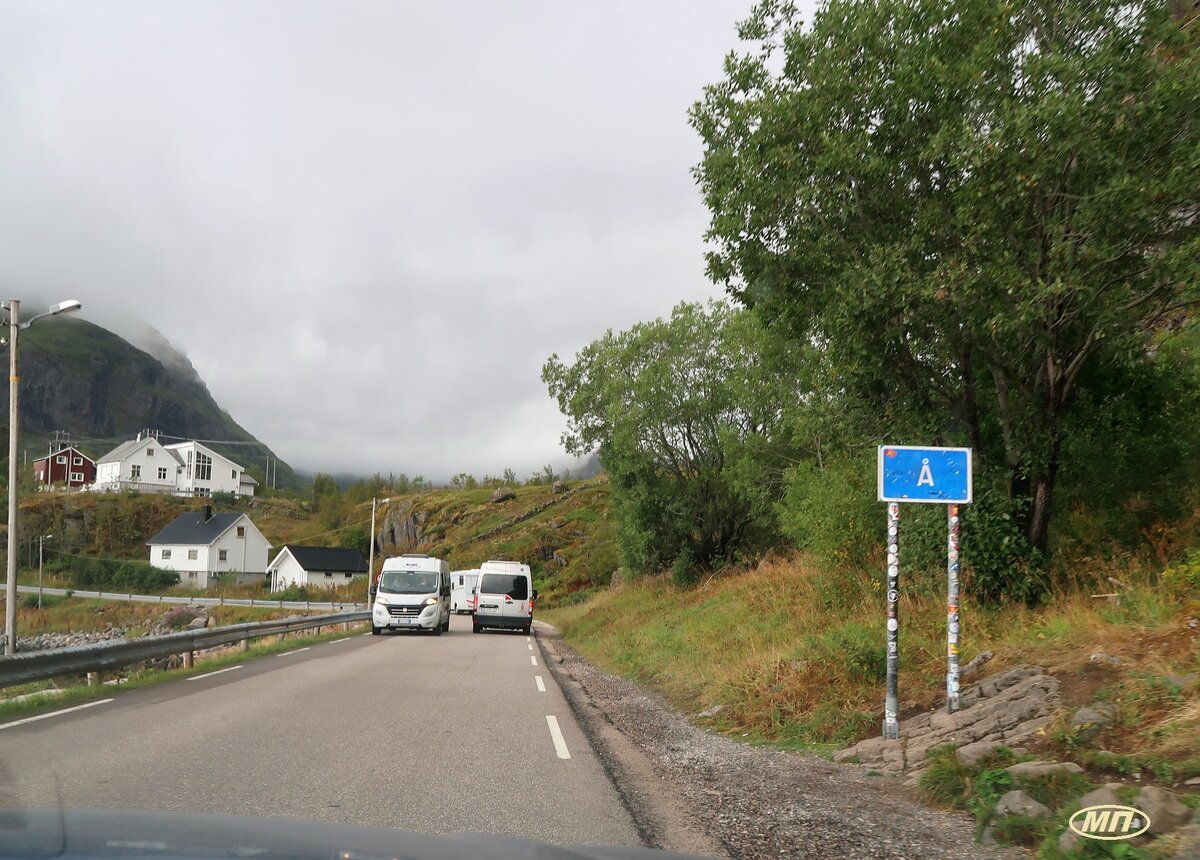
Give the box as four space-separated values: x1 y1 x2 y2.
693 0 1199 573
451 473 479 490
543 300 803 576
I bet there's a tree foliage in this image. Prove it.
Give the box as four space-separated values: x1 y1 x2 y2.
692 0 1200 578
543 301 802 576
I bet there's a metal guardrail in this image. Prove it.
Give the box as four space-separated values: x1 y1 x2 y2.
14 584 364 612
0 610 370 689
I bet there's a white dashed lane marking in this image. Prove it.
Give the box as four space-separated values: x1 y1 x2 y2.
545 715 571 759
187 666 242 682
276 647 310 657
535 675 546 693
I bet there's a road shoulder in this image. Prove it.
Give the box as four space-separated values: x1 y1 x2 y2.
535 622 1021 860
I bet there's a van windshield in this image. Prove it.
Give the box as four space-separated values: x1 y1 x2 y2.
378 570 438 595
479 573 528 600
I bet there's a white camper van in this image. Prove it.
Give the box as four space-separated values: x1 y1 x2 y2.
471 559 536 634
371 554 451 635
450 568 480 614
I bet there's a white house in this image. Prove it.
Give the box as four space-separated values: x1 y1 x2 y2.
94 435 183 494
92 434 255 498
269 545 369 592
148 507 270 588
163 441 254 498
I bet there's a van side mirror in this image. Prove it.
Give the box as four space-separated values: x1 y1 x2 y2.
369 585 377 597
471 587 476 595
532 589 539 600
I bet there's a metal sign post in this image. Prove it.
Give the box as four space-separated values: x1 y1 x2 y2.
878 445 972 739
884 502 901 740
946 504 961 712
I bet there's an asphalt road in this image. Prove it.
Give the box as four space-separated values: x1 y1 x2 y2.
0 615 640 848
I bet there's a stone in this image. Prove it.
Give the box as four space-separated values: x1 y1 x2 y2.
1161 673 1198 690
956 740 1004 767
959 650 994 678
1005 760 1084 779
1090 652 1122 665
551 480 568 493
696 704 723 719
1138 786 1193 837
1168 824 1200 860
489 486 516 503
993 790 1052 819
1070 706 1114 741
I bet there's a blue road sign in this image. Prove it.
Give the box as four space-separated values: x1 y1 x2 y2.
877 446 972 504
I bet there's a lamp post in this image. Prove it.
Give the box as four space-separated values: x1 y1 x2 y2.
367 496 392 605
4 299 83 655
38 533 53 610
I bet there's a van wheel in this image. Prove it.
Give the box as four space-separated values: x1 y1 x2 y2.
431 621 442 636
442 617 450 632
472 622 481 634
371 625 381 635
522 625 531 636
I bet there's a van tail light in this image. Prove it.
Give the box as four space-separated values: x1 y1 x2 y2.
529 597 535 615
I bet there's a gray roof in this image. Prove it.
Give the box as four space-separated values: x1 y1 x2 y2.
278 545 368 574
147 512 249 546
96 438 148 464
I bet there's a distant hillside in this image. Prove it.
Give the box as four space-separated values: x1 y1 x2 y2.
14 479 618 608
2 316 299 489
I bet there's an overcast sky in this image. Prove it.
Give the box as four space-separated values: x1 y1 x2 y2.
0 0 789 481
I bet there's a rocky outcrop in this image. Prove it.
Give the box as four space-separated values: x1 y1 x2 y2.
377 500 427 551
833 665 1061 775
489 486 517 503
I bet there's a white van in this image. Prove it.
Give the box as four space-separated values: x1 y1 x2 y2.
450 568 480 614
370 554 452 635
471 559 537 634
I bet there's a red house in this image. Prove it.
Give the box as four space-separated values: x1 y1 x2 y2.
33 446 96 489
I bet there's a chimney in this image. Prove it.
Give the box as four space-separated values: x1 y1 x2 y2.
203 505 212 522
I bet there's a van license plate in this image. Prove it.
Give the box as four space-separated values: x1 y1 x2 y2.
391 618 409 626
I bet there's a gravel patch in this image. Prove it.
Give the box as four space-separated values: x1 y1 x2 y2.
536 623 1024 860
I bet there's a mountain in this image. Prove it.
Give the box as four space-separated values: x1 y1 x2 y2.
2 316 299 489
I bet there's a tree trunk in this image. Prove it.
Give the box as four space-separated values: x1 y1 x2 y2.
1010 434 1062 557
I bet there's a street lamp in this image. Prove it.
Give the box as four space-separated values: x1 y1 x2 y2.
3 298 83 655
367 496 392 605
38 533 54 610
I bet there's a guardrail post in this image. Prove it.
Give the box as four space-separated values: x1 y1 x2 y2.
183 650 194 668
241 638 250 652
87 671 99 685
250 599 255 606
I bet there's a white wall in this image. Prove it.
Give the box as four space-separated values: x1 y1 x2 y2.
166 442 249 497
96 438 179 491
269 549 362 591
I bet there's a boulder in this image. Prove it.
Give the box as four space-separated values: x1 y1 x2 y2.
1167 824 1200 860
552 480 568 494
956 740 1004 767
1138 786 1194 837
1070 706 1114 741
993 790 1052 819
489 486 516 503
1005 760 1084 779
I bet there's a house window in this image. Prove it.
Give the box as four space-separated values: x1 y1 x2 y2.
188 549 198 560
73 456 83 465
161 549 172 559
147 447 154 456
158 468 168 480
195 452 212 481
236 526 245 538
131 464 141 480
70 471 84 482
188 571 196 579
232 469 237 479
345 573 353 579
56 455 66 464
324 572 333 578
219 549 228 561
